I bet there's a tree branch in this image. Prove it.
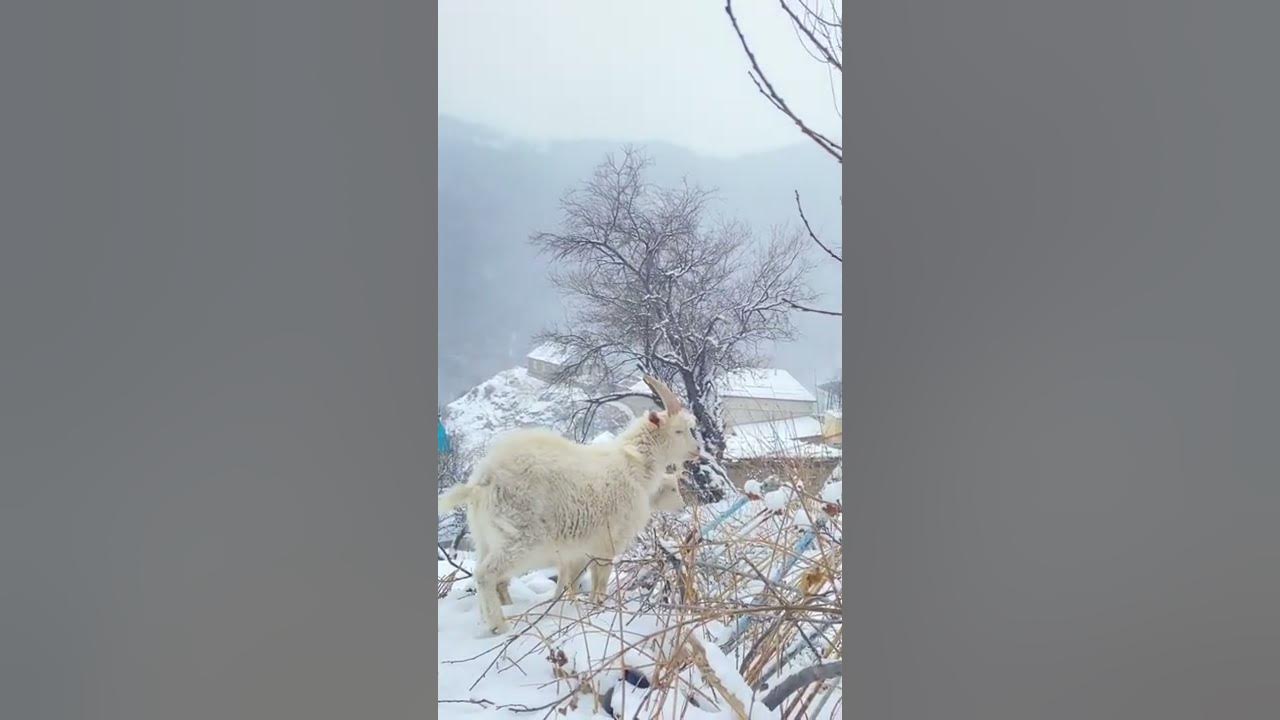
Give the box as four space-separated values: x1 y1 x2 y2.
760 661 842 710
778 0 842 71
725 0 842 163
795 190 842 263
784 298 841 316
437 543 472 579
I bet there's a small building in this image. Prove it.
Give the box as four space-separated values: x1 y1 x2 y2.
619 368 818 427
821 409 842 447
722 414 841 492
611 366 840 493
718 368 818 426
525 342 569 382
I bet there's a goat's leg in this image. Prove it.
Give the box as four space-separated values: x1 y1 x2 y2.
589 559 614 603
556 557 587 598
473 535 513 606
473 552 517 634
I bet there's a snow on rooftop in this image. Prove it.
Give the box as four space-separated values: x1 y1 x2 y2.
719 368 816 401
525 341 569 365
723 415 841 461
626 367 816 403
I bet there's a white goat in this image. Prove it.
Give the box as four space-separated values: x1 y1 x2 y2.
552 470 687 601
438 375 699 634
464 472 686 612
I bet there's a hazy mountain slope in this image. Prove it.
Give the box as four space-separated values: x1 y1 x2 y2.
437 115 841 403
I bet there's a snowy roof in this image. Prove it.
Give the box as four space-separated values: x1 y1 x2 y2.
723 416 841 461
626 368 816 403
526 342 569 365
719 368 815 402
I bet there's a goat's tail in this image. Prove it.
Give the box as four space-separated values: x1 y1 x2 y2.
437 484 474 517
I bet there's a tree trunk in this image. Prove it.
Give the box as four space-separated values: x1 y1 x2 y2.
680 370 732 503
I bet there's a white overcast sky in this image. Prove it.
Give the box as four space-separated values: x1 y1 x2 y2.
438 1 841 158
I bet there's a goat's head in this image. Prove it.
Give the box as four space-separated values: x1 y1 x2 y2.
641 375 700 466
651 472 689 513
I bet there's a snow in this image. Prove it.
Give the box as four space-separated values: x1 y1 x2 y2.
791 507 814 528
436 552 781 719
717 368 816 402
687 635 781 720
526 341 569 365
443 366 623 456
436 486 843 718
625 367 816 402
723 416 841 461
437 379 842 719
590 430 614 444
763 488 790 511
821 480 842 506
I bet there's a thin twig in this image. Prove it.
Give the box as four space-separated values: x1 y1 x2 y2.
725 0 843 163
438 543 472 579
794 190 842 263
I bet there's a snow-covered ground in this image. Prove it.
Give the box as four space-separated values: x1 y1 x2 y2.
437 469 843 719
437 559 779 720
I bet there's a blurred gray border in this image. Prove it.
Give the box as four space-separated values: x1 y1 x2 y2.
1 2 438 718
427 4 442 712
843 2 1279 718
5 2 1280 719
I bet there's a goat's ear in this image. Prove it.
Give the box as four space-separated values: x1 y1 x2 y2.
648 410 662 427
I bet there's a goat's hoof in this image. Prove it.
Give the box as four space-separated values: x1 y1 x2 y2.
490 622 510 635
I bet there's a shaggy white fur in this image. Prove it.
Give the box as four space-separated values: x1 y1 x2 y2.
552 470 688 602
438 377 699 634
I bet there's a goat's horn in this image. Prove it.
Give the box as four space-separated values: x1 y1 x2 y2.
642 374 683 413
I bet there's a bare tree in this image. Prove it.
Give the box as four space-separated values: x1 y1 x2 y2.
726 0 843 317
532 148 816 502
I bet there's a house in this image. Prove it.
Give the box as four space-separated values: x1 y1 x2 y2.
615 367 839 491
721 414 841 491
821 409 842 447
619 368 818 427
525 342 569 382
717 368 819 426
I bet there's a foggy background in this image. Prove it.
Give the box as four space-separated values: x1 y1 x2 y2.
437 2 843 402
